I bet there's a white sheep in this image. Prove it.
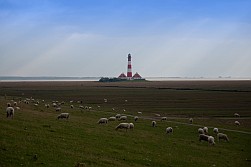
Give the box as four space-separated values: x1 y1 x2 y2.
134 116 138 121
115 123 130 131
155 114 161 117
115 114 121 119
70 105 74 109
189 118 193 124
13 102 17 106
208 136 215 145
166 127 173 134
198 128 204 134
199 134 209 142
52 103 57 107
161 117 167 121
152 121 157 127
129 123 134 129
119 116 127 121
55 107 61 112
235 121 240 126
97 118 108 124
57 113 69 119
234 113 240 117
108 116 116 121
137 112 142 114
16 107 20 110
45 104 50 108
6 107 14 118
217 133 229 142
203 127 208 134
213 128 219 134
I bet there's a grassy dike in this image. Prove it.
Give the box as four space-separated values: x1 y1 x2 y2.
0 81 250 166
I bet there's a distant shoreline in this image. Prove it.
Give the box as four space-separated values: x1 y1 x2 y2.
0 76 250 82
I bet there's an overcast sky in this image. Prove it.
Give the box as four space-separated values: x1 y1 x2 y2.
0 0 251 77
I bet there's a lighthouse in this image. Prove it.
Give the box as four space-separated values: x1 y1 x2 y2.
127 54 132 79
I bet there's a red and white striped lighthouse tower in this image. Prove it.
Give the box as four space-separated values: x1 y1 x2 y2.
127 54 132 79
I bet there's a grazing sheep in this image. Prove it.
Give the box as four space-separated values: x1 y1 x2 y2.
152 121 157 127
52 103 57 107
213 128 219 134
234 113 240 117
155 114 161 117
79 105 84 109
137 112 142 114
97 118 108 124
104 99 107 103
34 104 38 107
217 133 229 142
13 102 17 106
55 107 61 112
235 121 240 126
108 116 116 121
134 116 139 121
115 114 121 119
166 127 173 134
16 107 20 110
208 136 215 145
203 127 208 134
189 118 193 124
45 104 50 108
198 128 204 134
119 116 127 121
115 123 130 131
6 107 14 118
199 134 209 142
161 117 167 121
57 113 69 119
123 109 126 112
70 105 74 109
129 123 134 129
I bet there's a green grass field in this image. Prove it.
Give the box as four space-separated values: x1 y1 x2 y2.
0 81 251 167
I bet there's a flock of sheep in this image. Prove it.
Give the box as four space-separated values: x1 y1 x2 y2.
3 96 242 147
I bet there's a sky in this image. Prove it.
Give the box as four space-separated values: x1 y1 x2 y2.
0 0 251 78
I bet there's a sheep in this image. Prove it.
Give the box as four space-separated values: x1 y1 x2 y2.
213 128 219 134
119 116 127 121
235 121 240 126
97 118 108 124
52 103 57 107
161 117 167 121
70 105 74 109
115 114 121 119
6 107 14 118
155 114 161 117
104 99 107 103
208 136 215 145
166 127 173 134
189 118 193 124
137 112 142 114
129 123 134 129
123 109 126 112
203 127 208 134
152 121 157 127
55 107 61 112
45 104 50 108
79 105 84 109
7 102 11 107
115 123 130 131
134 116 139 121
234 113 240 117
217 133 229 142
198 128 204 134
57 113 69 119
16 107 20 110
199 134 209 142
108 116 116 121
13 102 17 106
